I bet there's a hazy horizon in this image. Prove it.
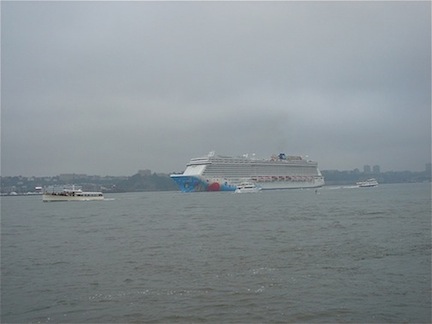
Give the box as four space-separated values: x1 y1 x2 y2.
2 157 429 179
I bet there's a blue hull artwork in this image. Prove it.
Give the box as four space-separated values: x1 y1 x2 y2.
170 175 236 192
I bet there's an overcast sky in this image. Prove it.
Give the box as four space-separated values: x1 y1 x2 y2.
2 1 430 176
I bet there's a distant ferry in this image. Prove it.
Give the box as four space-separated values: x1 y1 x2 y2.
170 151 325 192
356 178 378 188
43 186 104 202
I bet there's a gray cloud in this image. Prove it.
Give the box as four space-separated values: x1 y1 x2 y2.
2 1 430 176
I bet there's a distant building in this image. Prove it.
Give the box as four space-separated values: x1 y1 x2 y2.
373 165 380 174
363 165 371 174
138 169 152 176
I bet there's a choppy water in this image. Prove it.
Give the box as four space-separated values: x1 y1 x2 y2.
1 183 431 323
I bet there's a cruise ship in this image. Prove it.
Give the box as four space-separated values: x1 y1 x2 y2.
170 151 325 192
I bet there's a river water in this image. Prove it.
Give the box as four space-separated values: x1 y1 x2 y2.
1 183 430 323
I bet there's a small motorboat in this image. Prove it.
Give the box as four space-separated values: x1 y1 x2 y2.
234 181 262 193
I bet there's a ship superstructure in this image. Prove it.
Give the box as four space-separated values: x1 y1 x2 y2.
170 151 325 192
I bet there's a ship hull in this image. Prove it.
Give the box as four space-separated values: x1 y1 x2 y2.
170 174 324 193
170 175 237 192
42 194 104 202
259 178 324 190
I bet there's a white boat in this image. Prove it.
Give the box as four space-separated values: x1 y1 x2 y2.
356 178 378 187
170 151 325 192
234 181 262 193
42 186 104 202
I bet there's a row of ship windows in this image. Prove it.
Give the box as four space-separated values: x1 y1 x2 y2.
203 166 318 176
208 160 314 166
